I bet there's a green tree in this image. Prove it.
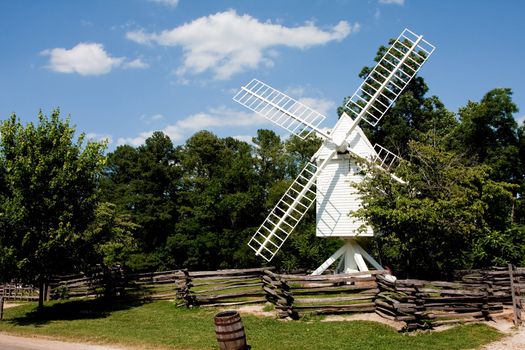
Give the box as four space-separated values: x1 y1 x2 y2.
453 88 521 184
0 110 106 307
100 132 179 271
82 202 140 269
169 131 264 269
355 139 518 278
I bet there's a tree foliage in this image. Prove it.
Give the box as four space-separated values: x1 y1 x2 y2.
0 110 106 306
354 140 519 278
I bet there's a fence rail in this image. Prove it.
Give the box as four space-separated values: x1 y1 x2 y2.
4 265 523 331
0 284 39 301
176 268 269 308
262 270 385 319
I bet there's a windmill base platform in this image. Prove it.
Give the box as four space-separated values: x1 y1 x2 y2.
312 238 387 276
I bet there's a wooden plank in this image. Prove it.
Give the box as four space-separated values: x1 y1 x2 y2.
273 270 388 281
294 295 374 304
188 267 272 277
292 286 378 295
509 264 521 326
293 302 375 310
199 299 266 307
192 282 262 295
190 277 261 287
195 290 265 302
418 288 485 297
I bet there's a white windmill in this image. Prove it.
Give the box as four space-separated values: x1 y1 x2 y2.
233 29 435 275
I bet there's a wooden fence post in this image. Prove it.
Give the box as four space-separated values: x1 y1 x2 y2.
0 296 4 320
262 270 295 319
176 269 195 307
509 264 522 326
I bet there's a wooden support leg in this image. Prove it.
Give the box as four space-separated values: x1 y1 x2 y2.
312 245 347 275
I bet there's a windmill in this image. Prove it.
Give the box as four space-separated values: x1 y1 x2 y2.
233 29 435 275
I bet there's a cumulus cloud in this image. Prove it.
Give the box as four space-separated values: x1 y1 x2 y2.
117 85 336 147
41 42 124 76
117 131 156 147
379 0 405 5
231 135 255 144
149 0 179 8
126 10 359 79
85 133 113 144
140 113 165 123
117 106 267 146
42 42 148 75
124 58 149 69
298 97 335 117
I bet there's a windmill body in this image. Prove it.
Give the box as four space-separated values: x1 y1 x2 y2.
316 117 375 239
233 28 435 275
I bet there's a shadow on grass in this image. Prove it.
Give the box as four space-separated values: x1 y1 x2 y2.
9 297 147 327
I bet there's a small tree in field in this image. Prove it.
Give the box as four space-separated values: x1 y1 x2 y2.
0 110 106 307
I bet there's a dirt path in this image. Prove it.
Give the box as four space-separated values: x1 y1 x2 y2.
0 333 126 350
480 322 525 350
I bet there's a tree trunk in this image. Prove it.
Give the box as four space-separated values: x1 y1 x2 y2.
38 280 45 309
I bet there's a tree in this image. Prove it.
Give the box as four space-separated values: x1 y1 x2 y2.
354 138 518 278
453 88 521 184
0 110 106 307
168 131 264 269
82 202 139 269
100 132 179 271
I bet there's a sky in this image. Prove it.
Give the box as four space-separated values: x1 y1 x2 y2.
1 0 524 150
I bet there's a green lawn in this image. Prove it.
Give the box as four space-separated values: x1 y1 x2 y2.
0 300 504 350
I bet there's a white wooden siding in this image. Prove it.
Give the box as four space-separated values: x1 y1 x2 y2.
315 113 377 238
316 157 374 237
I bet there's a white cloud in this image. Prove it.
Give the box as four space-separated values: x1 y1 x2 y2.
117 88 336 147
117 131 155 147
124 58 149 69
86 133 113 145
516 114 525 125
175 106 266 130
285 85 336 116
379 0 405 5
298 97 335 116
140 113 165 124
231 135 256 145
149 0 179 8
117 106 267 146
41 42 124 76
80 19 94 27
126 10 359 79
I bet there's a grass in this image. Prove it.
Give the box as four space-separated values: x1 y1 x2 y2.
0 299 504 350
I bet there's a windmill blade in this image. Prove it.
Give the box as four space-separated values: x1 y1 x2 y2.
248 150 337 261
372 143 405 184
373 143 401 171
344 143 405 184
233 79 330 140
345 28 435 127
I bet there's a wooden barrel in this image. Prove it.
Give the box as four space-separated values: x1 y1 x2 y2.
214 310 247 350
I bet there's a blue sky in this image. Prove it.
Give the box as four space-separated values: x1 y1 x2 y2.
1 0 524 149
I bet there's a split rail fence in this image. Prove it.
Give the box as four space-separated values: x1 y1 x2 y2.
0 284 39 301
3 266 524 330
375 275 497 330
175 267 268 307
262 270 383 319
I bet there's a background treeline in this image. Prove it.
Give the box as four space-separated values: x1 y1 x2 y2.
1 45 525 305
